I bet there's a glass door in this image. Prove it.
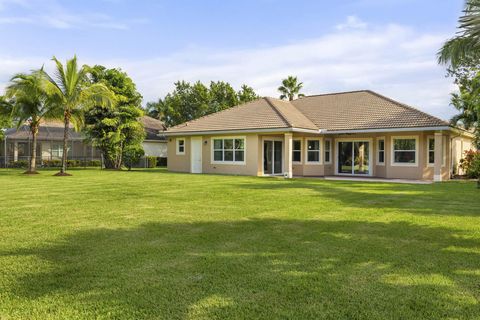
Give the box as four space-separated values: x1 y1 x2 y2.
338 141 370 175
263 140 283 175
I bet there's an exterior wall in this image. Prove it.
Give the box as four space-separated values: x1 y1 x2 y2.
166 129 468 181
452 136 475 175
143 141 167 157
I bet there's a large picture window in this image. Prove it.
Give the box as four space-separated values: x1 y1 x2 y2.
392 138 417 164
292 140 301 163
213 138 245 163
307 140 320 163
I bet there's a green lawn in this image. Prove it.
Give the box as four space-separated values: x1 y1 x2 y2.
0 168 479 319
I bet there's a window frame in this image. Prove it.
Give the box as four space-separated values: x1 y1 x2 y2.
324 138 332 164
176 138 185 155
426 135 446 167
292 139 302 164
305 139 322 165
377 137 385 166
390 136 419 167
211 136 246 165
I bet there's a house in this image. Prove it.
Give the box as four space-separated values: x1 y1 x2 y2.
0 116 167 167
165 90 475 181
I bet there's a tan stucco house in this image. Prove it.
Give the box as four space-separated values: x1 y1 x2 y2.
165 90 475 181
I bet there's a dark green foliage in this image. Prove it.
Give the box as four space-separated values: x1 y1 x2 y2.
84 65 145 169
278 76 305 101
0 96 13 140
122 145 145 170
41 159 101 168
460 150 480 178
146 156 157 168
146 81 259 127
8 160 28 168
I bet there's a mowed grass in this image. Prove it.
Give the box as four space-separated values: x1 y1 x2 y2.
0 169 479 320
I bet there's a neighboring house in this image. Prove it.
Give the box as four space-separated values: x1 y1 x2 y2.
165 90 475 181
0 116 167 167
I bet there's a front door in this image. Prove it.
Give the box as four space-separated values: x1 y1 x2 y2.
263 140 283 175
337 141 370 175
190 137 202 173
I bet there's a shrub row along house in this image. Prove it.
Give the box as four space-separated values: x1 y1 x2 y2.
0 116 166 167
165 90 475 181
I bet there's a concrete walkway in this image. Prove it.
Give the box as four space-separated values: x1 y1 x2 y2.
296 176 432 184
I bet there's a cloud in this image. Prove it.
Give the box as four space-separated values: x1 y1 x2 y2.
336 15 368 30
0 16 457 120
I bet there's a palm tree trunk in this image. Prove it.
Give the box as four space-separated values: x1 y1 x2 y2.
60 112 70 175
28 124 39 173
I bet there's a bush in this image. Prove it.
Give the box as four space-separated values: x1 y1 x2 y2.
146 156 157 168
9 160 28 168
122 145 145 170
157 157 167 167
459 150 480 178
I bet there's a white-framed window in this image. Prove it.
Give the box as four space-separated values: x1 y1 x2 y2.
391 136 418 166
176 138 185 155
324 139 331 164
292 139 302 163
306 139 321 163
212 137 245 164
51 143 64 158
427 136 445 166
377 138 385 165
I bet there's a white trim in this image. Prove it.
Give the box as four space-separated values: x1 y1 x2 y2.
305 138 322 165
377 137 385 166
324 138 332 164
426 135 446 167
190 137 202 173
166 127 319 136
210 136 246 165
292 138 302 164
175 137 185 155
334 138 373 176
323 126 451 134
434 174 442 182
390 135 419 167
261 137 284 176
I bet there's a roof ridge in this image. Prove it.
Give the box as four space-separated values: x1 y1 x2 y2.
167 97 266 130
365 90 449 125
264 97 294 128
299 90 370 99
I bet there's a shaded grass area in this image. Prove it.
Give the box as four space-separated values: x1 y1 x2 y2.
0 168 479 319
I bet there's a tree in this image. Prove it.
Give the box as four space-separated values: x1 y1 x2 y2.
42 56 115 176
5 70 60 173
278 76 305 101
0 97 13 140
438 0 480 68
146 81 259 127
84 65 145 169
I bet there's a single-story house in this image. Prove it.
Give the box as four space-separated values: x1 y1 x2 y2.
0 116 167 167
165 90 475 181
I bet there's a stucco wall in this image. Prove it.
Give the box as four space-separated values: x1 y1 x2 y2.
167 137 190 172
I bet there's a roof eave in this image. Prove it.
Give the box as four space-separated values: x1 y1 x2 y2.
165 127 320 137
320 126 454 134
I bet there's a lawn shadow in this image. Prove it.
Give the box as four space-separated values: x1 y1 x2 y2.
3 219 480 319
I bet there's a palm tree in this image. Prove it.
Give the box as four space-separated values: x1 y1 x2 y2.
278 76 305 101
438 0 480 67
42 56 115 176
5 70 60 174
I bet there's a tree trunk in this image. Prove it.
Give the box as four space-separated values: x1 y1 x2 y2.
27 124 39 173
56 111 71 176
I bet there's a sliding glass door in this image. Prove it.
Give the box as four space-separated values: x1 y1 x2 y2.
263 140 283 175
337 141 370 175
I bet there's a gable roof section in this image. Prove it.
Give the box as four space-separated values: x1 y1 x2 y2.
140 116 167 141
291 90 448 132
167 98 318 134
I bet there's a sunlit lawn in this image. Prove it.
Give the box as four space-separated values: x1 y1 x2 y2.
0 168 479 319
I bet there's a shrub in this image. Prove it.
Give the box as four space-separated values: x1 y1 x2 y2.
87 160 101 167
9 160 28 168
122 145 145 170
459 150 480 179
146 156 157 168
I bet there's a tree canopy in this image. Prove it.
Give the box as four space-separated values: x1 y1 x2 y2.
146 81 259 127
278 76 305 101
83 65 145 169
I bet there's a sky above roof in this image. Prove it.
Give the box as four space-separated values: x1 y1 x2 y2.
0 0 464 120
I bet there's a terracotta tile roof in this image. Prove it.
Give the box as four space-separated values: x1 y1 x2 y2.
291 90 448 131
167 98 293 133
166 90 449 134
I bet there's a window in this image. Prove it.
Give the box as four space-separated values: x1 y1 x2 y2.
17 142 28 157
392 137 417 165
428 138 435 164
377 138 385 164
176 138 185 155
51 143 64 158
307 140 320 163
324 139 331 164
292 140 302 163
212 138 245 163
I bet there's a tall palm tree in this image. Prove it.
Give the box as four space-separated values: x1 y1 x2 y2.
42 55 115 176
438 0 480 67
5 70 60 174
278 76 305 101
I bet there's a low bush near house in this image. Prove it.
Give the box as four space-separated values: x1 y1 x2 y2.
8 160 28 168
146 156 157 168
459 149 480 178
